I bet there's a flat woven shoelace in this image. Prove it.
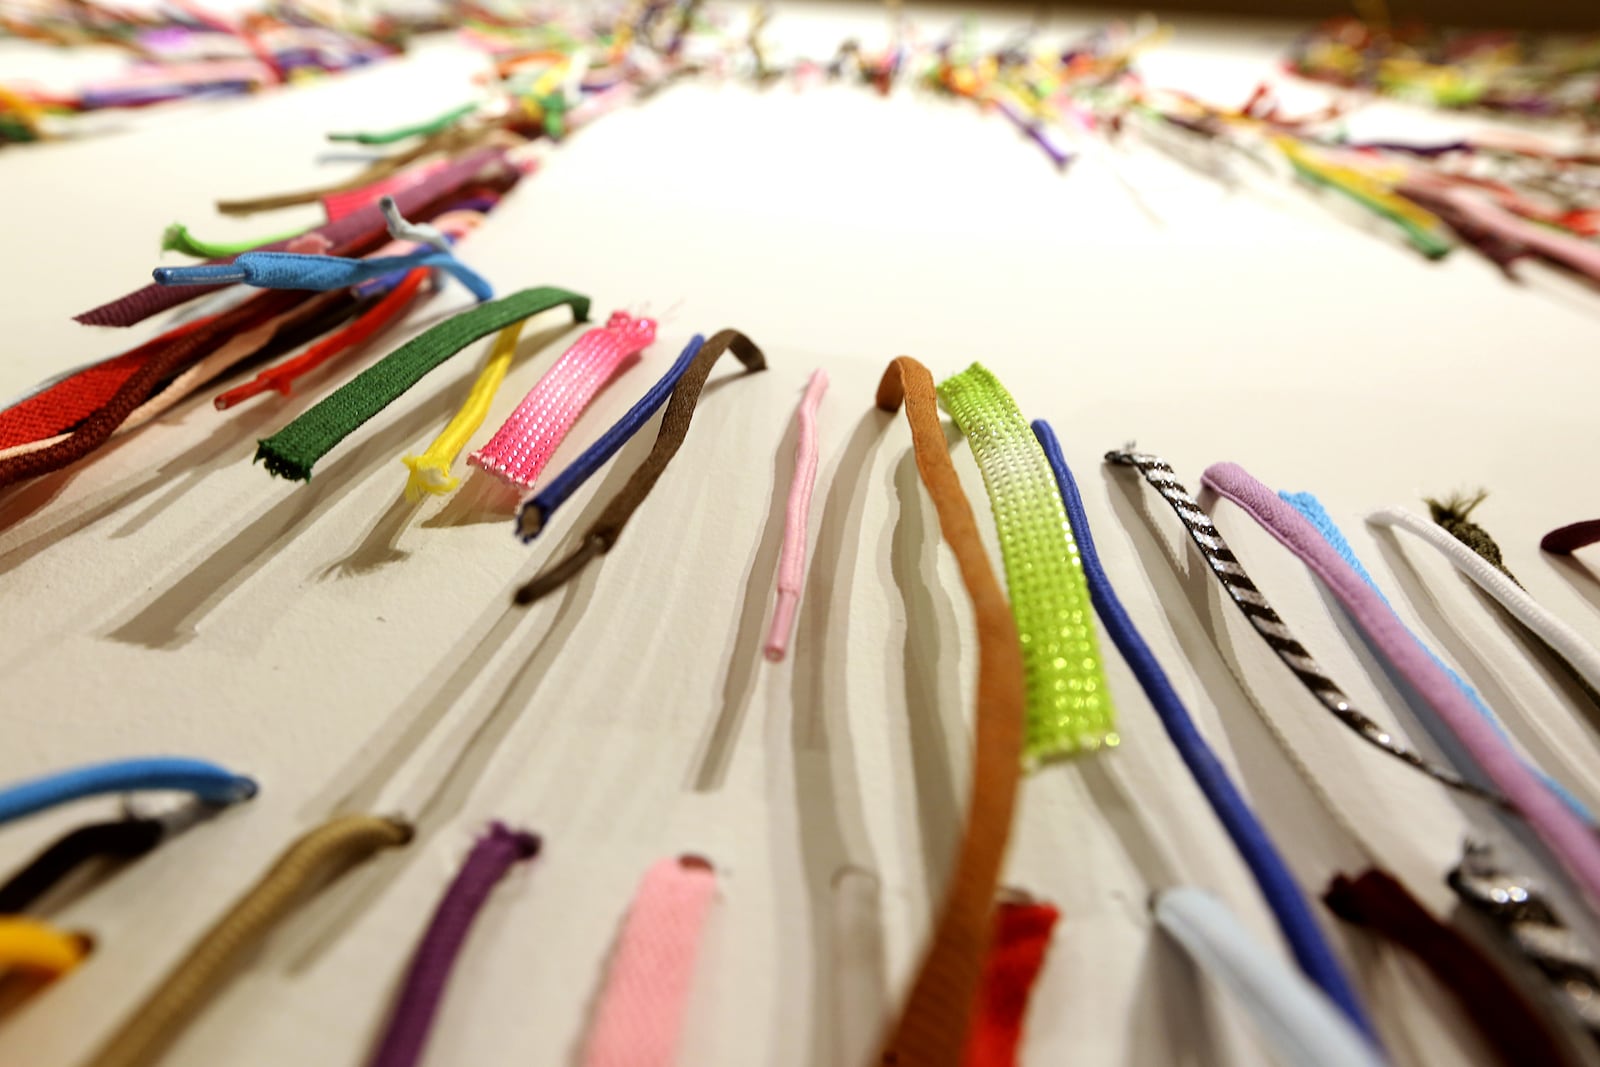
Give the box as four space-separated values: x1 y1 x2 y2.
1449 841 1600 1039
1152 887 1384 1067
1203 463 1600 910
580 856 718 1067
962 899 1059 1067
320 159 454 222
0 757 256 828
256 287 590 481
515 334 704 543
0 289 308 490
215 270 430 410
1035 425 1375 1040
469 311 657 490
75 147 508 328
366 822 540 1067
1323 867 1576 1067
83 814 412 1067
0 918 88 977
764 368 829 663
1284 491 1592 824
875 356 1025 1067
153 248 493 303
402 320 525 499
1106 450 1502 803
937 364 1115 762
513 329 766 606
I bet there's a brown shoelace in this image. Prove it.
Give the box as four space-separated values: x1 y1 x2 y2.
875 356 1026 1066
83 814 411 1067
513 328 767 605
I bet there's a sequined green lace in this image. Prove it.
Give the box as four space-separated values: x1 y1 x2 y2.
937 363 1117 762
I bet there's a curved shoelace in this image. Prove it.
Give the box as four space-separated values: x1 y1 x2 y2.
366 823 540 1067
1035 425 1376 1040
0 802 221 914
764 368 829 663
580 856 718 1067
1105 449 1503 804
0 757 256 829
1543 520 1600 556
83 814 412 1067
76 146 509 328
875 356 1025 1067
1323 867 1576 1067
1369 507 1600 758
1203 464 1600 910
938 364 1116 761
256 287 590 481
161 222 308 259
1152 888 1383 1067
515 334 704 543
1428 495 1600 710
401 320 525 499
153 248 493 304
0 918 90 978
1285 492 1592 824
513 329 766 606
469 312 657 490
1449 840 1600 1040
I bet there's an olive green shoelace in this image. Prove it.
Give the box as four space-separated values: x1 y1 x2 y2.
937 363 1117 762
256 286 590 481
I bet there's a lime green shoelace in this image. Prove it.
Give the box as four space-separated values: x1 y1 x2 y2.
937 363 1117 762
256 286 589 481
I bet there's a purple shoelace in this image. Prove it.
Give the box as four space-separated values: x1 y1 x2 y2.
366 821 540 1067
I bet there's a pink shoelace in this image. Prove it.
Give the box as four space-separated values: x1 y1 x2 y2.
469 311 657 490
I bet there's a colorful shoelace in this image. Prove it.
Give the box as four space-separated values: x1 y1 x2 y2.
937 364 1116 762
0 757 257 828
764 368 828 663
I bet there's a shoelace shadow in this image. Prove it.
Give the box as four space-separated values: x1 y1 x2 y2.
1543 552 1600 623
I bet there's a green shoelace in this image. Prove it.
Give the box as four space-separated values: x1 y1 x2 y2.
937 362 1117 762
256 286 590 481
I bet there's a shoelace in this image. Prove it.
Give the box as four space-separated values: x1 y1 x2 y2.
0 801 220 914
1543 521 1600 556
161 222 308 259
330 102 479 146
256 287 590 481
1449 840 1600 1040
515 334 704 542
875 356 1025 1067
0 918 89 978
365 823 540 1067
1284 491 1592 824
1106 449 1501 803
469 311 657 490
1203 464 1600 910
1035 425 1376 1040
764 368 828 663
0 289 309 490
83 814 412 1067
153 248 493 303
1429 495 1600 710
513 329 766 606
938 364 1116 761
320 159 454 222
580 856 718 1067
1151 887 1384 1067
215 270 430 410
75 146 509 328
402 320 526 499
1323 867 1577 1067
1368 507 1600 754
962 897 1059 1067
0 757 256 829
378 195 452 253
